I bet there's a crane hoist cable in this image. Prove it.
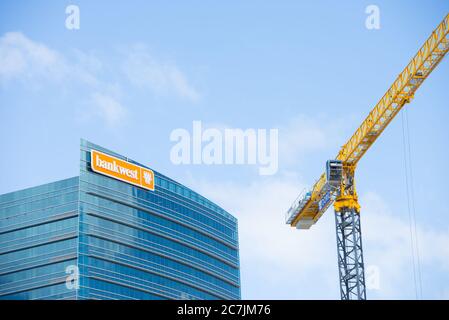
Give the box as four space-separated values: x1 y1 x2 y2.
401 108 423 299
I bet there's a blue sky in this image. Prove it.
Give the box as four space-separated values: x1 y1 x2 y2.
1 1 449 299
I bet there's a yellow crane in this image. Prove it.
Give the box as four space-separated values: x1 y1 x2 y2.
285 14 449 300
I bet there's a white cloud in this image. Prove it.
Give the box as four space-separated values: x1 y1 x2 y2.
122 45 200 102
0 32 199 126
190 174 339 299
0 31 125 126
361 191 449 299
91 92 127 127
0 32 67 81
278 114 346 166
188 175 449 299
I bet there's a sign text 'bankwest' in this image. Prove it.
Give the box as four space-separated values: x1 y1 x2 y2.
90 150 155 191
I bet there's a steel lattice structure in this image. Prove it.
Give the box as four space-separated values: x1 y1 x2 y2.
335 208 366 300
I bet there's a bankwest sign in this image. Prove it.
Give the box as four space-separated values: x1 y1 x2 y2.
91 150 155 191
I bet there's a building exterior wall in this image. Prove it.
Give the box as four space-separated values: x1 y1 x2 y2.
0 139 240 300
0 177 79 299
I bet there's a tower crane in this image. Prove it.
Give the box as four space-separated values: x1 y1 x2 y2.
285 14 449 300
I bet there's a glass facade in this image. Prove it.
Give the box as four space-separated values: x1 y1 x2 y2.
0 139 240 300
0 178 79 299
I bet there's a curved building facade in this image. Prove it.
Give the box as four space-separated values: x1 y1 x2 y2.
0 139 240 300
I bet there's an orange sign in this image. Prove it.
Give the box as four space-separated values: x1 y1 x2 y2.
91 150 155 191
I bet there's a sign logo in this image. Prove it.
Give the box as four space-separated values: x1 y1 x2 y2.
90 150 155 191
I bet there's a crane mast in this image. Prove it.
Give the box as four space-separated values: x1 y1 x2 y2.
285 14 449 300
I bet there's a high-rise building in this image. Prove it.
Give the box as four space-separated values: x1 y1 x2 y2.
0 139 240 300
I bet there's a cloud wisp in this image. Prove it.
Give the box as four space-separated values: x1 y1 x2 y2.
122 45 200 102
190 174 449 299
0 32 124 126
278 114 347 167
0 32 200 126
90 92 127 127
0 32 68 82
